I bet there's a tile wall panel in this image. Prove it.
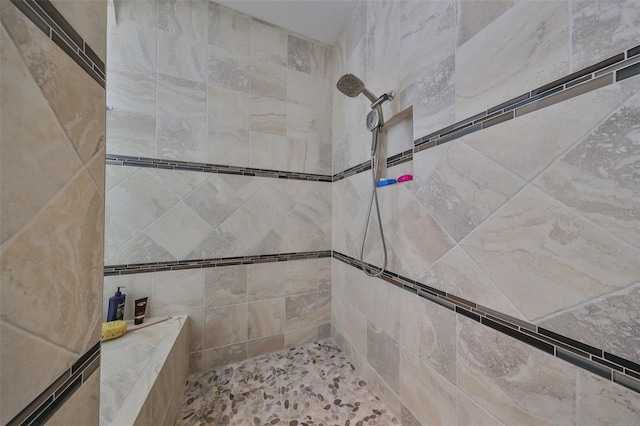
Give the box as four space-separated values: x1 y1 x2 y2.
1 0 106 423
332 2 640 424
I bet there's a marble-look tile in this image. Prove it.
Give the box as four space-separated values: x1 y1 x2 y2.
539 284 640 365
51 0 106 61
189 343 247 374
400 404 421 426
144 202 213 259
251 19 286 98
387 198 456 278
536 88 640 248
204 265 247 308
456 0 514 47
344 304 368 358
103 273 152 322
410 141 525 241
247 334 285 358
399 0 456 91
418 246 526 319
401 53 455 140
399 346 457 426
1 171 102 354
158 0 207 41
157 73 207 120
250 96 286 135
318 258 332 291
284 323 330 348
204 304 248 349
107 68 156 116
47 366 100 426
399 290 457 384
184 174 262 230
345 0 367 58
2 4 105 163
217 181 296 253
156 116 206 162
462 186 640 320
208 2 250 56
247 262 285 301
207 126 249 167
285 259 318 295
208 44 250 93
458 316 576 425
287 103 330 145
106 110 156 158
106 234 175 265
455 1 569 120
572 0 640 70
86 147 106 194
248 298 285 340
151 269 203 317
367 278 401 340
0 322 77 423
187 309 204 352
367 322 400 393
157 31 206 83
185 228 236 260
249 131 288 171
458 391 507 426
107 0 156 72
0 23 82 244
105 167 208 238
207 84 249 131
462 76 640 181
288 34 312 74
285 291 329 331
287 68 331 110
577 370 640 425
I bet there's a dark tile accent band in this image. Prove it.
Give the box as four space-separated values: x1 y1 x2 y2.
106 154 333 182
332 250 640 395
8 341 101 426
412 46 640 154
10 0 106 88
104 250 333 275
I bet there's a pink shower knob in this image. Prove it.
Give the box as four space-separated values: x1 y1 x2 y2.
397 174 413 183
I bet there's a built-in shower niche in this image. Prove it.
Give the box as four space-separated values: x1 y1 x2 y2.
376 106 413 182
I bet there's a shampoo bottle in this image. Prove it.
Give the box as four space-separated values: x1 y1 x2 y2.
107 286 126 322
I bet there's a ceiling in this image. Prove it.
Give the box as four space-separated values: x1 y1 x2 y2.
216 0 357 45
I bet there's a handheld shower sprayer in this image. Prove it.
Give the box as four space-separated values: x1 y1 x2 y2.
336 73 395 277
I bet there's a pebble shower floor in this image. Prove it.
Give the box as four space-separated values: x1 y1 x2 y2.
176 339 399 426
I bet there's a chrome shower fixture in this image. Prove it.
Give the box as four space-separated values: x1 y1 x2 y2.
336 73 396 278
336 73 395 109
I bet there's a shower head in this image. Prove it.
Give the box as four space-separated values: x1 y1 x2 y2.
337 73 378 103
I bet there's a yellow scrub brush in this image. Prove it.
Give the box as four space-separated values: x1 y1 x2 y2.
101 321 127 341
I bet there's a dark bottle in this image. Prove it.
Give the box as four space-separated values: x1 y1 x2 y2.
107 286 126 322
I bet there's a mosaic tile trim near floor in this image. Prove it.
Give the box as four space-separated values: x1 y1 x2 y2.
104 250 332 276
106 154 333 183
332 251 640 396
177 339 399 426
7 341 101 426
10 0 106 87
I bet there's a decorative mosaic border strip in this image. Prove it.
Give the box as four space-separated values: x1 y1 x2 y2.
413 45 640 153
106 154 333 183
104 250 333 276
332 251 640 395
8 341 101 426
10 0 106 87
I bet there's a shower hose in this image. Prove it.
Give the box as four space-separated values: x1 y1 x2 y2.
360 128 388 277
